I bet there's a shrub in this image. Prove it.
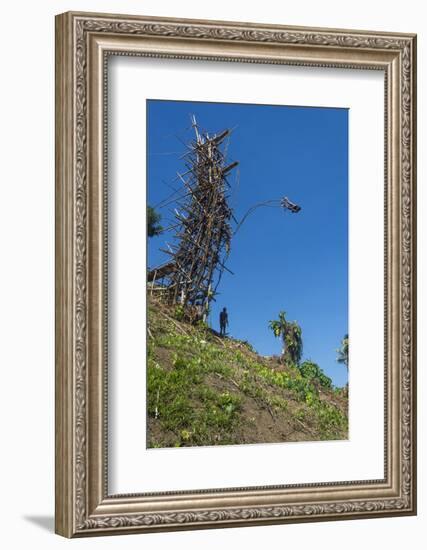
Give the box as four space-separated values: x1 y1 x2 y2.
298 360 333 389
173 304 185 321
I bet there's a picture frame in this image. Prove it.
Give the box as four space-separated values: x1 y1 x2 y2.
55 11 417 537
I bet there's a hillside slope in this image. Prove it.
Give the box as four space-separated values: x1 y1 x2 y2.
147 296 348 448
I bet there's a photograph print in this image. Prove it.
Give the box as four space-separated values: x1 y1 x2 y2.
147 99 349 449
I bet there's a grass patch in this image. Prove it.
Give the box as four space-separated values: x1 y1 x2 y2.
148 351 242 447
147 298 348 447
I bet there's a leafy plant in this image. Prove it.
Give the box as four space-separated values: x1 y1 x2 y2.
298 360 333 389
269 311 303 365
196 319 209 331
312 400 348 440
336 334 349 370
147 205 163 237
173 304 185 321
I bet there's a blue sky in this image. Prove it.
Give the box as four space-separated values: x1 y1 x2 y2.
147 99 348 387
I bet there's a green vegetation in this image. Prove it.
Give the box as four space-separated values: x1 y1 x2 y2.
269 311 303 365
336 334 349 370
173 303 185 321
147 298 348 448
298 360 333 389
147 205 163 237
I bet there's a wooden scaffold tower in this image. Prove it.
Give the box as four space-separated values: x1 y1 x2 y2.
155 115 239 318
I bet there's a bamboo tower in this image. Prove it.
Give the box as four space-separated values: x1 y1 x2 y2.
160 115 239 315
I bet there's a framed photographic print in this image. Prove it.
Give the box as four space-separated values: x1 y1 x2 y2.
55 11 417 537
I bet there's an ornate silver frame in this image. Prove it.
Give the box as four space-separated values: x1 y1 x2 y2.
55 11 417 537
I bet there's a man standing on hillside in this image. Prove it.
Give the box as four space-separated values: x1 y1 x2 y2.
219 307 229 337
